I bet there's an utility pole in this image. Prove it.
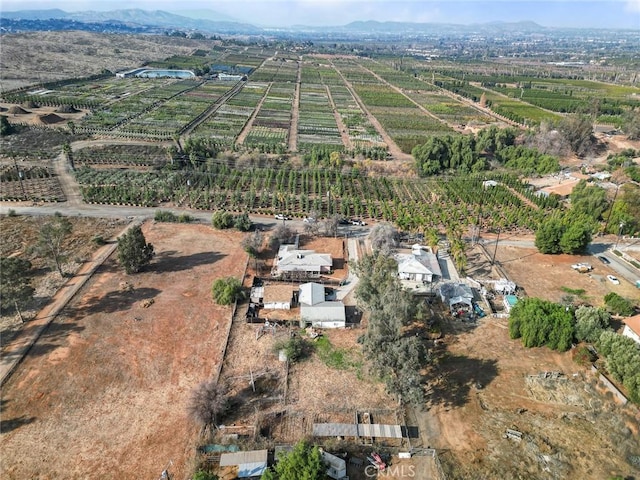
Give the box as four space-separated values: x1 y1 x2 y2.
491 229 501 265
13 158 26 197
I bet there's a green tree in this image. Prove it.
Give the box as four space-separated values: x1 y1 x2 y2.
425 228 440 253
603 292 635 316
0 257 35 322
0 115 15 136
211 211 233 229
211 277 244 305
534 216 564 254
535 213 592 255
261 441 324 480
509 297 575 352
192 470 218 480
597 330 640 404
559 220 592 254
233 213 252 232
117 225 154 274
35 212 72 277
354 253 427 405
575 306 611 343
570 181 608 221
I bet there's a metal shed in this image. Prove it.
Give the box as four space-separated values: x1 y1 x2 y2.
219 449 268 478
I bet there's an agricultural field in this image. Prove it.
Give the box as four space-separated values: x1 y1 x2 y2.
0 165 65 202
243 82 295 150
297 82 343 150
192 81 268 144
0 222 248 480
72 144 171 168
405 90 497 127
72 157 553 232
335 60 455 153
249 57 299 83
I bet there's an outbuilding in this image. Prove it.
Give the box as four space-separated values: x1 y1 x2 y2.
219 449 268 478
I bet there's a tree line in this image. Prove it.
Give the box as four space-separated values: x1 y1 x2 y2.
509 298 640 404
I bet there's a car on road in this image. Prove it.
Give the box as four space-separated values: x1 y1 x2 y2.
275 214 291 221
598 256 610 264
607 275 620 285
303 216 316 223
350 219 367 226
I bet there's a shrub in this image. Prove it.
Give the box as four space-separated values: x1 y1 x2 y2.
275 335 312 363
604 292 635 316
211 277 244 305
573 345 596 366
211 211 233 229
92 234 107 246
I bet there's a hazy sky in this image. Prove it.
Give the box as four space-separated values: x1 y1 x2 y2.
2 0 639 28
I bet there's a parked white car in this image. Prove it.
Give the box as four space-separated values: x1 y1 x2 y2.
607 275 620 285
275 214 291 221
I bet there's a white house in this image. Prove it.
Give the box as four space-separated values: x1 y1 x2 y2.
396 244 442 283
622 315 640 345
299 282 346 329
273 245 332 280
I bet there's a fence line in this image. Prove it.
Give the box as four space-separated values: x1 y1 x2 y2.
214 254 251 385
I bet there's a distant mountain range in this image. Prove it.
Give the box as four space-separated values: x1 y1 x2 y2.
0 8 262 34
0 8 562 36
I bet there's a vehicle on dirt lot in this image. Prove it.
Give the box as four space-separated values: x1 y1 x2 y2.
607 275 620 285
571 263 592 273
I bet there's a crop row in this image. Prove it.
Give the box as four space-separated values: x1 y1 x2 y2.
74 164 553 232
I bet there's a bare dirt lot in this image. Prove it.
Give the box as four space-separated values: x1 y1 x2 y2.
468 236 640 304
423 241 640 479
0 222 247 479
0 215 128 348
0 31 213 91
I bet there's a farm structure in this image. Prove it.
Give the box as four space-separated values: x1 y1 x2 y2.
218 450 268 478
439 282 476 317
261 284 296 310
320 450 347 480
299 282 346 329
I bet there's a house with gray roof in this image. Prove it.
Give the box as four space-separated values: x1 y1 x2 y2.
396 245 442 284
299 282 346 329
272 245 332 280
